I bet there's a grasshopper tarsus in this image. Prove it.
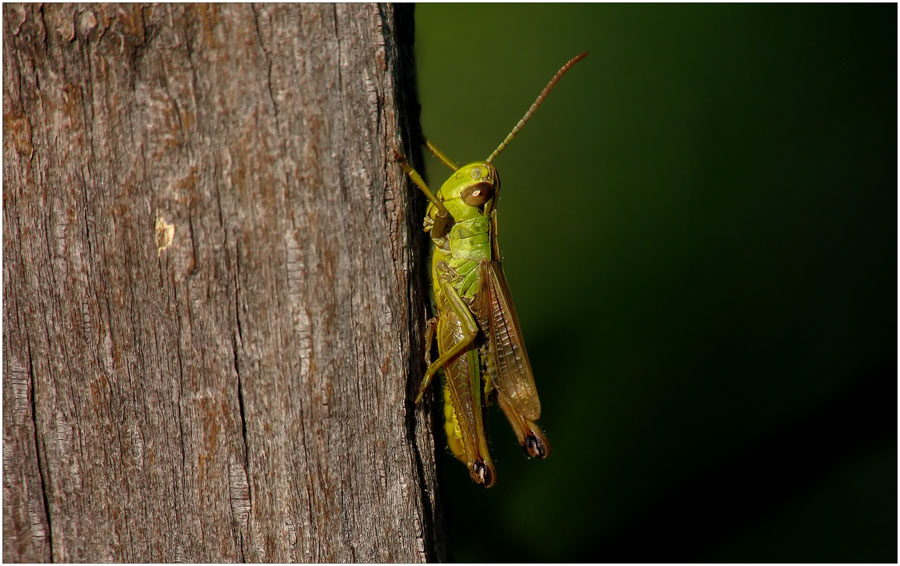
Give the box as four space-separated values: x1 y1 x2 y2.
473 460 495 488
525 434 549 459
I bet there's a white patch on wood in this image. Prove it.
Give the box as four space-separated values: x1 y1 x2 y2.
75 9 97 38
155 215 175 256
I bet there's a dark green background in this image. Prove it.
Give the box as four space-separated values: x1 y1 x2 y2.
413 4 896 562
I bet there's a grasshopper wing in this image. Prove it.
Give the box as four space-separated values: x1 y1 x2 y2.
478 260 541 421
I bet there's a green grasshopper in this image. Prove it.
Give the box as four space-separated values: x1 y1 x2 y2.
397 53 588 487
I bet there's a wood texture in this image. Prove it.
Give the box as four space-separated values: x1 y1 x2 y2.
3 4 441 562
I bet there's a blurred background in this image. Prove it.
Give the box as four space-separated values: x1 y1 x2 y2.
413 4 896 562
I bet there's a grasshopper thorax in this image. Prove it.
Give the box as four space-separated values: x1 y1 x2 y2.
433 162 499 222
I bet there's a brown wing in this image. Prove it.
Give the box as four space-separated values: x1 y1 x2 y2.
478 260 541 421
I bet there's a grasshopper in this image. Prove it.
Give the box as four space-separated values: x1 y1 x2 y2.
397 53 588 487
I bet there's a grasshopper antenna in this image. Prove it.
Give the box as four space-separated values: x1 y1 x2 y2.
486 52 588 164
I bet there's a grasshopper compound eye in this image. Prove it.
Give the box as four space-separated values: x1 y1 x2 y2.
461 182 494 207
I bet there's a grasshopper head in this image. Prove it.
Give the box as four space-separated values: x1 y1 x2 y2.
438 162 500 220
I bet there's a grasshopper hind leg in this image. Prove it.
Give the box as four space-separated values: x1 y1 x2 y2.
524 431 550 460
472 460 494 487
415 279 480 405
423 315 438 367
443 355 496 488
482 343 551 459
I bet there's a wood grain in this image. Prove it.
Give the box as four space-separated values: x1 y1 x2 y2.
3 4 441 561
